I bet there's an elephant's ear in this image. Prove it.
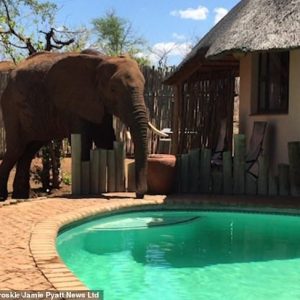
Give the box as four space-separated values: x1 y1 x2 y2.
46 54 104 124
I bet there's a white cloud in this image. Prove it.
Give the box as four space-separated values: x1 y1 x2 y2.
172 33 186 41
214 7 228 24
152 42 191 56
149 42 192 65
170 5 209 21
135 52 146 59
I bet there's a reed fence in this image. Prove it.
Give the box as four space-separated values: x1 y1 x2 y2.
177 70 237 154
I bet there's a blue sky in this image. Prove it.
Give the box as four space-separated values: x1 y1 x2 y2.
52 0 240 65
51 0 240 65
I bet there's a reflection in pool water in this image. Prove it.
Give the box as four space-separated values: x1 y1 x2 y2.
57 211 300 300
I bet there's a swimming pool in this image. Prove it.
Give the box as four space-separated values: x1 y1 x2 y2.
57 210 300 300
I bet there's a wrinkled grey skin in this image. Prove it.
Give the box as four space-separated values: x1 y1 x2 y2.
78 49 116 159
0 52 148 200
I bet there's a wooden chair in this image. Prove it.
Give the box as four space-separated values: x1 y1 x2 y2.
211 120 267 176
211 118 227 166
245 121 267 177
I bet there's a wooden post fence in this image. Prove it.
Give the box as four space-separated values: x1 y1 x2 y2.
175 134 300 197
71 134 127 195
71 133 300 197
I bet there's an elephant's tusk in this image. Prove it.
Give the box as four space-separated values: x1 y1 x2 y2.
126 130 132 141
148 122 169 138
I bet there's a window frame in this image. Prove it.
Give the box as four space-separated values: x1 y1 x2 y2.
256 51 290 115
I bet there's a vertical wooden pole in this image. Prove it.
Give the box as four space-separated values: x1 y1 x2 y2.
114 141 125 192
90 149 100 194
268 175 278 196
171 84 181 155
175 155 182 193
233 134 246 195
71 134 81 195
199 148 211 193
278 164 290 196
180 154 189 193
257 155 268 195
246 174 257 195
81 161 90 195
99 149 107 193
107 149 116 192
127 161 136 192
288 142 300 196
189 148 200 193
212 170 222 194
223 151 233 195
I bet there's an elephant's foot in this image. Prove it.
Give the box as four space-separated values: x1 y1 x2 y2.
12 188 30 199
0 193 8 201
136 192 145 199
0 186 8 201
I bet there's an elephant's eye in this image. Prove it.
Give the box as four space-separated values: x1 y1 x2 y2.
111 85 117 93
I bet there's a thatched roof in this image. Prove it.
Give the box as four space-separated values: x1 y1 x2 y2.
166 0 300 84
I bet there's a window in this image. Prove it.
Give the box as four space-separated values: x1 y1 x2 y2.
257 51 289 114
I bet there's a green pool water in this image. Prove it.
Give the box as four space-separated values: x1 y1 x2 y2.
56 210 300 300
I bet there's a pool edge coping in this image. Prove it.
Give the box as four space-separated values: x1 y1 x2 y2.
29 197 167 290
29 196 300 291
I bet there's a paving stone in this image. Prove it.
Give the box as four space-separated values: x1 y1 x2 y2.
0 195 165 290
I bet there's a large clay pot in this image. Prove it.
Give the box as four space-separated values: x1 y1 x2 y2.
147 154 176 194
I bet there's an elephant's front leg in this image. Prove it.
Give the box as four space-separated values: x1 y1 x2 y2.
12 141 44 199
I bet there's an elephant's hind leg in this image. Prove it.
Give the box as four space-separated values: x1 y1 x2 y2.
12 141 44 199
0 147 25 201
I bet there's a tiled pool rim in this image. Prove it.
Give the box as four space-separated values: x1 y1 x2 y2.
29 195 300 291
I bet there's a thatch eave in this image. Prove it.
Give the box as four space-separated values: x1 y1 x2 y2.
207 45 300 60
164 51 239 85
165 0 300 85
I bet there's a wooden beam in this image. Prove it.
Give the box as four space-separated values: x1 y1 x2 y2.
71 134 81 195
107 149 116 192
257 155 269 195
189 148 201 193
90 149 100 194
199 148 211 193
288 142 300 196
278 164 290 196
114 142 125 192
223 151 233 194
81 161 90 195
164 54 239 85
171 84 181 154
99 149 107 193
180 154 189 193
127 161 136 192
233 134 246 195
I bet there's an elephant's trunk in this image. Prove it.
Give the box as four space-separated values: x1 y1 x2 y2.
129 94 148 199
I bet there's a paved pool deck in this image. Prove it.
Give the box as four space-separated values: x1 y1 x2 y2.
1 193 300 290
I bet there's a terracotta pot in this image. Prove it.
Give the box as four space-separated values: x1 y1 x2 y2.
147 154 176 195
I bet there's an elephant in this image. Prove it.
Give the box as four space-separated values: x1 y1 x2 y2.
0 51 151 200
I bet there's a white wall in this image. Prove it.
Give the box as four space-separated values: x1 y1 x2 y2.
239 49 300 172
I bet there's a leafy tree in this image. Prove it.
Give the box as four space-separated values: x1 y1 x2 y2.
0 0 77 62
92 10 149 65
